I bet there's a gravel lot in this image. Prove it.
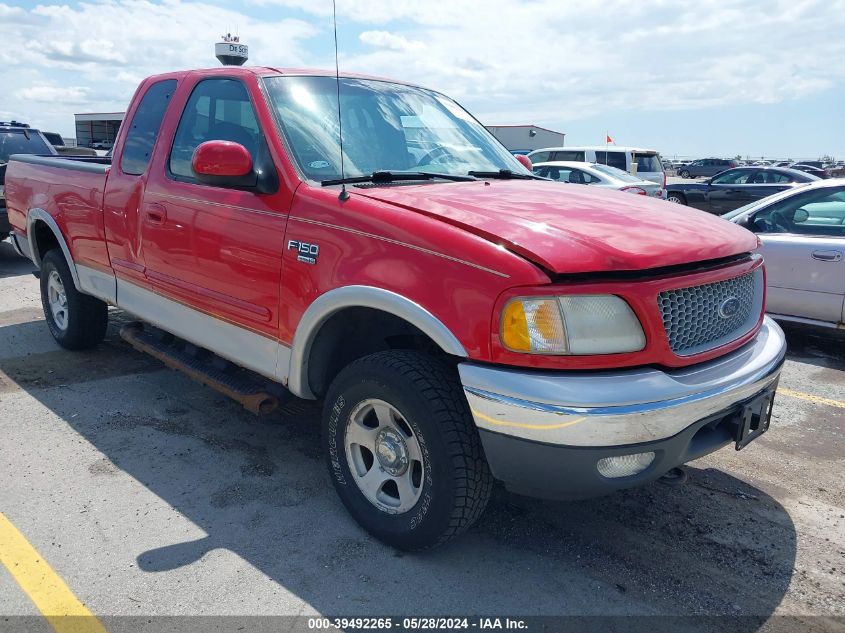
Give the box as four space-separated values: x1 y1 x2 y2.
0 239 843 631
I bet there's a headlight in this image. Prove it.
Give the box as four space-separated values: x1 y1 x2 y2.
500 294 645 355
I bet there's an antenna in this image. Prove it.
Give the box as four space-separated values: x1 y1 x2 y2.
332 0 349 201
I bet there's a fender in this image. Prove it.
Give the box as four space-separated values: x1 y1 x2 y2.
287 285 468 399
26 208 81 290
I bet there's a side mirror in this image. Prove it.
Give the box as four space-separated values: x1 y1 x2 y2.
515 154 532 171
735 214 752 229
191 139 279 194
192 140 253 178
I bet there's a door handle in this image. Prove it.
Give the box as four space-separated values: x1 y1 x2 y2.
144 203 167 225
812 250 842 262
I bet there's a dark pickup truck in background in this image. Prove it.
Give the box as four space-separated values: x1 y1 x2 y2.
666 166 819 213
0 121 57 241
42 131 99 157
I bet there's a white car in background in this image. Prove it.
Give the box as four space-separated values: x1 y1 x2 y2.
532 161 667 199
527 145 666 189
724 179 845 329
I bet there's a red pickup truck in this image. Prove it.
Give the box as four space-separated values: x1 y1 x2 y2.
5 66 786 550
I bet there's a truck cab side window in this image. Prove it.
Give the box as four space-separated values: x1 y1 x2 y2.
169 79 260 181
120 79 177 176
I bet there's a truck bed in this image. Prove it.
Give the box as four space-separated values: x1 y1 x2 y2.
6 153 113 272
10 153 111 173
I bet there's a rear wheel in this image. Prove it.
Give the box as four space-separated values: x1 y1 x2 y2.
322 350 492 550
40 249 108 350
667 192 687 205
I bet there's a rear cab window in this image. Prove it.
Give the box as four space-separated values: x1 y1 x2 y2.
120 79 178 176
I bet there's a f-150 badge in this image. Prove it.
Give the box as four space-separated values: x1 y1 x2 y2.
288 240 319 265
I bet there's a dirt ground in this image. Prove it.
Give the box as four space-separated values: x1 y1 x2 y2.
0 239 842 632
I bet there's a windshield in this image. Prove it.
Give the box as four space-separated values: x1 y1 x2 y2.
263 76 529 181
0 131 51 162
591 163 643 183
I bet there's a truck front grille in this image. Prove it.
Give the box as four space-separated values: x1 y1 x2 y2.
658 271 758 356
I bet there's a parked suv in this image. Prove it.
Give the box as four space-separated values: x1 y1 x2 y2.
526 146 666 189
678 158 739 179
0 121 56 241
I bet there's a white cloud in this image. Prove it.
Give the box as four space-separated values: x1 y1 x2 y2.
359 30 425 52
0 0 320 133
16 86 90 104
266 0 845 123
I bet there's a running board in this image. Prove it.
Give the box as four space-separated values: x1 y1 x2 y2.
119 321 288 415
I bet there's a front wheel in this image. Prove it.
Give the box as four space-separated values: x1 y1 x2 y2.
667 193 687 205
679 170 691 179
40 249 108 350
322 350 492 550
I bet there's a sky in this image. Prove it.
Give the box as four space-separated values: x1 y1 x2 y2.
1 0 843 160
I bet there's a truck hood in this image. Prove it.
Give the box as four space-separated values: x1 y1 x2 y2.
354 180 758 274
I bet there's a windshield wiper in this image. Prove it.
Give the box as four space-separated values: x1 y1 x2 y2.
321 170 476 186
467 169 537 180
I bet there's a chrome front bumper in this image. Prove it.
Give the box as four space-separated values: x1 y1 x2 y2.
459 317 786 448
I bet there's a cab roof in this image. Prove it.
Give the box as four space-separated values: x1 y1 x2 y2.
142 66 413 86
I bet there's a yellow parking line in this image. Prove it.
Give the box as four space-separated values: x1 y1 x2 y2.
0 512 107 633
779 388 845 409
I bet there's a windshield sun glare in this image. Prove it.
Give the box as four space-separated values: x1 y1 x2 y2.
262 76 528 183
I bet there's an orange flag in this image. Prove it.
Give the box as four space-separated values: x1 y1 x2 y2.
606 134 614 144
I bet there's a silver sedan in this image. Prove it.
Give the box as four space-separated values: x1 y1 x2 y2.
724 179 845 329
532 161 666 199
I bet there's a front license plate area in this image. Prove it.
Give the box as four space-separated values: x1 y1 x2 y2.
734 385 777 450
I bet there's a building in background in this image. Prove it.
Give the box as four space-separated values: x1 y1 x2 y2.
74 112 124 148
485 124 565 154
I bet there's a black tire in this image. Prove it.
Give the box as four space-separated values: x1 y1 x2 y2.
679 169 691 179
0 232 9 242
40 249 108 350
322 350 492 550
667 192 687 205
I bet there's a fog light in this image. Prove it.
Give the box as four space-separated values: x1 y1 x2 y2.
596 452 655 478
